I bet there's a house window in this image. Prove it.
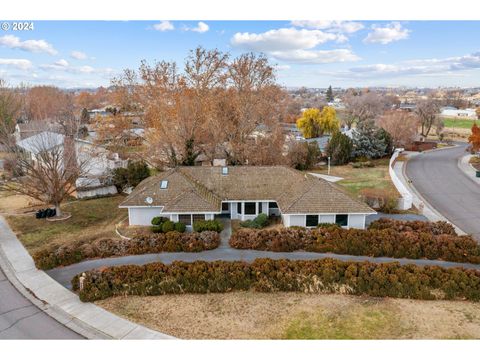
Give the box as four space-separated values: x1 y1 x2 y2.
244 202 256 215
179 214 192 226
269 202 278 209
192 214 206 223
237 202 242 214
335 214 348 227
306 215 319 227
259 202 264 213
222 202 229 211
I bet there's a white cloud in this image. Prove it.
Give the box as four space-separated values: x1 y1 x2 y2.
40 60 112 76
291 20 364 34
231 28 342 52
231 27 359 65
186 21 209 33
70 50 88 60
270 49 360 64
274 64 291 71
0 58 32 70
0 35 57 55
364 22 410 45
153 21 174 32
332 52 480 79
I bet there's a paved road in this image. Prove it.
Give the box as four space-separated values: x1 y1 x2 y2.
0 268 82 339
406 144 480 241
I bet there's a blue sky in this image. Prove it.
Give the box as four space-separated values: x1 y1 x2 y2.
1 20 480 88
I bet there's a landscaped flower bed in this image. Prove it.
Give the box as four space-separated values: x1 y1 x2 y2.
229 220 480 264
72 258 480 302
33 231 220 270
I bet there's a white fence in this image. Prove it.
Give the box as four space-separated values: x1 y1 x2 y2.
389 149 413 210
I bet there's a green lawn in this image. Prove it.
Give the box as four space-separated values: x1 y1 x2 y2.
7 195 126 253
311 158 398 198
442 118 477 129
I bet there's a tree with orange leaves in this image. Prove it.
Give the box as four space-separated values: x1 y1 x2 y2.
468 122 480 152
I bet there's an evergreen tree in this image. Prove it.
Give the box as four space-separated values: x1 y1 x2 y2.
326 85 334 102
352 120 388 159
326 131 353 165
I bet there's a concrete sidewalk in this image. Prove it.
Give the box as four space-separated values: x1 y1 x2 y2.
0 215 175 340
459 154 480 185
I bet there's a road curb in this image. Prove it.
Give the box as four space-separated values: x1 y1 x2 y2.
0 215 176 340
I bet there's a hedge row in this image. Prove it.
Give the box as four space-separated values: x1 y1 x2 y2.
368 218 457 235
33 231 220 270
229 225 480 264
72 258 480 302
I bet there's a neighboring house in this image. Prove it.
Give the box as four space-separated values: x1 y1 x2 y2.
120 166 375 229
16 131 128 198
14 121 62 142
440 107 477 119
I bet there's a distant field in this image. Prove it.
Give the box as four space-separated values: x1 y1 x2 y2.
442 117 477 129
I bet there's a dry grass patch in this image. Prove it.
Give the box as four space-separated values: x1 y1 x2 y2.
6 195 126 254
97 292 480 339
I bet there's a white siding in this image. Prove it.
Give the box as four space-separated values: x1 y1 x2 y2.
288 215 306 227
128 207 162 226
205 214 214 220
260 202 269 215
320 215 335 224
348 214 366 229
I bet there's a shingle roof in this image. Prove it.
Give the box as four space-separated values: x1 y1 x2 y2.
120 166 374 214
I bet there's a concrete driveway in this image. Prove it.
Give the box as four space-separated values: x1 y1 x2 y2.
406 143 480 240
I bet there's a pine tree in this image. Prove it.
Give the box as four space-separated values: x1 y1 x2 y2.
326 85 334 102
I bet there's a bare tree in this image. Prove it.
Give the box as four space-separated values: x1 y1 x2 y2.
0 79 22 148
376 110 420 147
1 102 92 218
415 98 441 138
343 91 389 128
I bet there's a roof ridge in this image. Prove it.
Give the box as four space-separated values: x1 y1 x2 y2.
177 168 222 208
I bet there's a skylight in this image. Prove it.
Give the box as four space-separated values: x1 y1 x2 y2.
222 167 228 175
160 180 168 189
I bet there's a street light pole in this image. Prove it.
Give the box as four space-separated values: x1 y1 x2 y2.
328 156 331 175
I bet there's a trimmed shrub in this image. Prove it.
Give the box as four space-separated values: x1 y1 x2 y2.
240 213 269 229
72 258 480 302
368 218 456 235
161 220 175 233
193 220 224 233
174 222 186 233
33 231 220 270
229 223 480 264
151 216 169 226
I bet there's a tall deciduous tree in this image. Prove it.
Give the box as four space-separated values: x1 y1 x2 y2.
377 110 420 147
0 80 22 148
343 91 388 128
296 106 340 139
415 98 441 138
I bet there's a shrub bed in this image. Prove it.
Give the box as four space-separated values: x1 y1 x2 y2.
33 231 220 270
368 218 457 235
229 224 480 264
72 258 480 302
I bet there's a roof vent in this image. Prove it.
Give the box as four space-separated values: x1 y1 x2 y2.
160 180 168 189
221 166 228 176
145 196 153 204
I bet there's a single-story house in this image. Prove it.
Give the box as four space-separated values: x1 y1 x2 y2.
120 166 375 229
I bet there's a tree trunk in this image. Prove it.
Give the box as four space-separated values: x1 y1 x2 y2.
55 203 62 217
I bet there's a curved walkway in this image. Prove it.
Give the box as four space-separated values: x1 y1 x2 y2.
406 143 480 240
48 219 480 289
